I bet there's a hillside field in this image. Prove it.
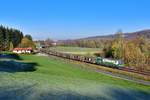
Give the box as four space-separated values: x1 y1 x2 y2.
49 46 101 56
0 54 150 100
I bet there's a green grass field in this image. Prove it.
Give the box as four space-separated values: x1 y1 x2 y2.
0 54 150 100
49 46 101 56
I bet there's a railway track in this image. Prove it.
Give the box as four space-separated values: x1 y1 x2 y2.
40 49 150 76
119 67 150 76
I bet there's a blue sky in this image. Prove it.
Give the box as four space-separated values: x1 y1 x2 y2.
0 0 150 40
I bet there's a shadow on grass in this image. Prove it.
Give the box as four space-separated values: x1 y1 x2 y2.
0 85 149 100
38 89 150 100
0 84 37 100
0 53 21 60
0 60 37 73
108 88 150 100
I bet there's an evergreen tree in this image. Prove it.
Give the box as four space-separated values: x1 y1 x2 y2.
0 25 24 51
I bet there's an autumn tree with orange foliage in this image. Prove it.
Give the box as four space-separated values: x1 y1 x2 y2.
103 30 150 71
19 37 35 49
124 36 150 71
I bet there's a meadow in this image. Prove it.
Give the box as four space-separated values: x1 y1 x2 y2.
0 54 150 100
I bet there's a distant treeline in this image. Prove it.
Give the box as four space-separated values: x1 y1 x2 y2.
0 25 35 51
34 38 56 48
57 39 110 48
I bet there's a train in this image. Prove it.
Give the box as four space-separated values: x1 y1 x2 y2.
40 49 124 69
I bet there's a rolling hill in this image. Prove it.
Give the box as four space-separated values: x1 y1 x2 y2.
82 29 150 40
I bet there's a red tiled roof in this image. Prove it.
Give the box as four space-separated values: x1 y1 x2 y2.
13 47 33 51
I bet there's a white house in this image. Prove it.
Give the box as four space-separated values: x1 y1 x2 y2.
13 47 33 54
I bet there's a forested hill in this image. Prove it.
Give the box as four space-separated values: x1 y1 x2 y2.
82 29 150 40
124 29 150 39
57 29 150 48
